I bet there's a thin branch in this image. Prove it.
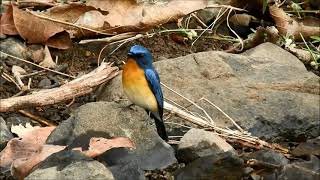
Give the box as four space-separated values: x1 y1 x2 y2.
0 51 75 78
18 110 57 127
0 63 118 112
161 82 215 124
207 4 248 12
201 98 244 132
226 9 244 51
26 9 113 36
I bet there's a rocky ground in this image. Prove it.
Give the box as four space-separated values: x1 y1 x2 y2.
1 38 319 179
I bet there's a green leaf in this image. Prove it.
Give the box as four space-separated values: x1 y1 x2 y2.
262 0 268 14
310 36 320 43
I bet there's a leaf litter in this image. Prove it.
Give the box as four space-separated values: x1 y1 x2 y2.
0 125 135 179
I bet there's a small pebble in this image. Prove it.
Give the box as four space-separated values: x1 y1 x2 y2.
38 78 52 88
85 51 92 57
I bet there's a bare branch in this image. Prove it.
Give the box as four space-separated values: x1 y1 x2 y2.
0 63 119 112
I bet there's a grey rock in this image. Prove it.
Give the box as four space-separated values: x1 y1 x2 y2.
46 102 176 176
196 0 232 24
0 117 13 150
279 155 320 180
98 42 320 141
26 150 114 180
177 128 235 163
0 38 30 64
174 152 245 180
96 148 145 180
6 115 41 129
250 149 289 166
292 136 320 157
38 78 52 88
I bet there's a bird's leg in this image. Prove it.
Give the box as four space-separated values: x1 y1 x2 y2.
145 111 154 127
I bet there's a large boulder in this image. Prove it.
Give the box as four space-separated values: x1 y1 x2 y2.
98 43 320 141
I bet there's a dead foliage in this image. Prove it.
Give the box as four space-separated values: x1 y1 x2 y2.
0 125 135 179
269 5 320 41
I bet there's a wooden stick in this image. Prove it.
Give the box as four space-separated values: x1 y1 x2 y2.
18 110 57 127
0 63 118 112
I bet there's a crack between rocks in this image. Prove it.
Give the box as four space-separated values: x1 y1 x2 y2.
247 83 320 95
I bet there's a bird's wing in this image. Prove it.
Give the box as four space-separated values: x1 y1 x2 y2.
144 68 163 119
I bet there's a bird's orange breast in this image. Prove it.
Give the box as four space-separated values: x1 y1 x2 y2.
122 58 158 112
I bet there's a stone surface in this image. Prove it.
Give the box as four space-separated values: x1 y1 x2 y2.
250 149 289 166
174 152 245 180
98 42 320 141
26 150 114 180
0 38 29 63
38 78 52 88
46 101 176 178
177 128 235 163
292 136 320 157
0 117 13 150
5 115 41 129
279 155 320 180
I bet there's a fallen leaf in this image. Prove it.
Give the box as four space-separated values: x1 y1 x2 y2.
83 137 135 157
28 45 45 63
17 0 56 8
87 0 208 33
39 45 56 68
11 122 39 138
12 4 71 48
0 126 55 170
46 31 72 49
42 3 108 38
0 4 19 35
11 65 27 78
11 144 65 180
75 10 106 29
269 5 320 41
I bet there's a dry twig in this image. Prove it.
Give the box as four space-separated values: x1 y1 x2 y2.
0 63 118 112
0 51 75 78
18 110 57 126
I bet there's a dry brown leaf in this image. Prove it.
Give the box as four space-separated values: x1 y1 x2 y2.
29 45 45 63
82 137 135 157
11 144 65 180
0 126 55 169
86 0 207 33
11 65 27 78
17 0 56 8
11 123 39 138
75 10 106 29
39 45 56 68
42 3 107 38
269 5 320 41
46 31 73 49
0 4 19 35
12 4 71 49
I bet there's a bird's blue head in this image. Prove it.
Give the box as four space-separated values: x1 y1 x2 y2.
128 45 153 69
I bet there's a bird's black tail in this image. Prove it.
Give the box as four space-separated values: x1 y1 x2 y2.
154 118 168 141
149 112 168 141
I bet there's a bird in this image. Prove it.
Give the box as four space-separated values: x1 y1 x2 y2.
122 45 168 141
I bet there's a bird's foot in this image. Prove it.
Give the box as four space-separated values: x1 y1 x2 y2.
124 103 135 110
144 115 154 127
